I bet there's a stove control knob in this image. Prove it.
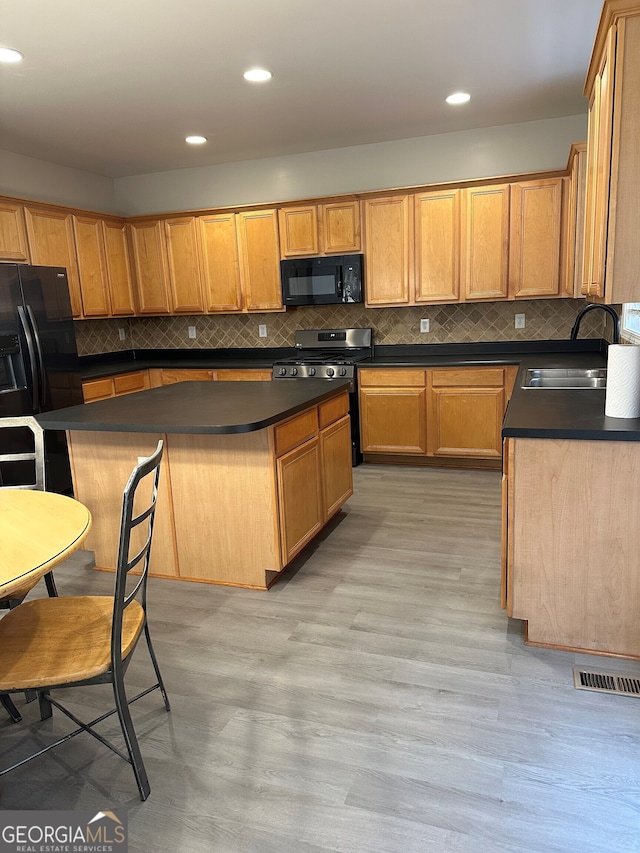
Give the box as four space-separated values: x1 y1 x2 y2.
326 367 335 377
338 367 347 376
308 367 316 376
290 367 298 376
278 367 287 376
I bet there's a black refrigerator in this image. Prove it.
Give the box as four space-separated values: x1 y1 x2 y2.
0 264 84 494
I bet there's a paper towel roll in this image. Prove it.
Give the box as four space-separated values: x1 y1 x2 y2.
605 344 640 418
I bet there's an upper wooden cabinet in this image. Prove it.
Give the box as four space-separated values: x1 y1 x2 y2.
102 219 136 316
23 206 83 317
164 217 205 313
462 184 510 301
236 209 283 311
199 213 243 312
0 201 30 262
509 178 564 299
202 210 282 312
278 206 319 257
321 201 361 254
563 143 587 298
582 5 640 303
127 220 172 314
73 214 111 316
278 200 361 257
414 189 461 304
364 195 412 306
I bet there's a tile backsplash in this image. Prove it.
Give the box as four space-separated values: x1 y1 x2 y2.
75 299 605 356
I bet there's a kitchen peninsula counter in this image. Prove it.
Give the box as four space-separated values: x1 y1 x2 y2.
38 381 354 590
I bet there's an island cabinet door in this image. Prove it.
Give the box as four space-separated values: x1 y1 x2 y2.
320 414 353 519
276 436 323 565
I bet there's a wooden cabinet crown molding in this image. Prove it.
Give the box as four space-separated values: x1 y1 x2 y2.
584 0 640 94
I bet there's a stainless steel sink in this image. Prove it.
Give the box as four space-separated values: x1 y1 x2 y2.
522 367 607 389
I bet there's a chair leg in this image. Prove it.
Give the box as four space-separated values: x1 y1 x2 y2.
38 691 53 721
44 572 58 597
112 667 150 801
144 625 171 712
1 694 22 723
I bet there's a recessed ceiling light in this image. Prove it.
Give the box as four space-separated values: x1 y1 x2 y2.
243 68 272 83
0 47 23 63
185 135 207 145
446 92 471 105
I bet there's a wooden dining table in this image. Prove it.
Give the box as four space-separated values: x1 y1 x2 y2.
0 490 92 599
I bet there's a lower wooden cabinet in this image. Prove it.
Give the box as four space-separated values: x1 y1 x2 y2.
277 437 324 564
149 368 215 386
275 393 353 565
359 365 517 466
320 415 353 517
427 367 511 459
82 370 150 402
215 369 272 381
359 369 427 454
149 367 271 386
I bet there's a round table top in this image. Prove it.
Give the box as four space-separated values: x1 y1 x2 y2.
0 490 92 598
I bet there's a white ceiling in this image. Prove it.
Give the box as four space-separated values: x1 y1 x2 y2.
0 0 603 179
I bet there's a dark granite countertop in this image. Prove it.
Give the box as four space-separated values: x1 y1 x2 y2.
75 338 640 442
79 348 295 380
502 364 640 442
37 379 351 435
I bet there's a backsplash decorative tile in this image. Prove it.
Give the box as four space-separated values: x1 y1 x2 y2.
74 299 605 356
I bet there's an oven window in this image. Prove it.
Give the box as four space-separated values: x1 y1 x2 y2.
289 272 337 297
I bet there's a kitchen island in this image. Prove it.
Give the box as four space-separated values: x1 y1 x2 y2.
37 380 354 589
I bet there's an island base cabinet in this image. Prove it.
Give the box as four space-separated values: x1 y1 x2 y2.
65 391 353 590
321 415 353 517
66 431 179 578
277 437 323 565
169 431 282 588
506 437 640 659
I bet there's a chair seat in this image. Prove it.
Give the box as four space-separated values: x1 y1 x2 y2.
0 596 144 691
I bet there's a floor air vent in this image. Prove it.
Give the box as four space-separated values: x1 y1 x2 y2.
573 667 640 697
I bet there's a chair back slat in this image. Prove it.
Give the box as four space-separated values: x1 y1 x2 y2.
0 416 46 491
111 441 163 666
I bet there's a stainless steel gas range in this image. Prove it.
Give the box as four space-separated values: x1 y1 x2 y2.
272 328 373 465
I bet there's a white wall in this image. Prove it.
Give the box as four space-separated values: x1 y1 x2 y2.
114 114 588 216
0 113 588 217
0 148 117 213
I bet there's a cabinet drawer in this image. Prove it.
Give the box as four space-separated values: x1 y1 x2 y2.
159 369 214 385
431 367 505 387
358 368 425 387
82 377 114 402
113 370 149 396
318 392 349 428
275 408 318 456
215 369 272 381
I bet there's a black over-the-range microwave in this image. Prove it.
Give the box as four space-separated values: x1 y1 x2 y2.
280 254 363 306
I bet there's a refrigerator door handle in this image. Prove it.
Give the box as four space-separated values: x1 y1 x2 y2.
26 304 48 410
17 305 40 411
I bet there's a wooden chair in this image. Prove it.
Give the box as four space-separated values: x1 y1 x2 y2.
0 440 171 801
0 416 57 724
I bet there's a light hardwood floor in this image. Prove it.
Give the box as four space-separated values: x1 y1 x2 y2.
1 465 639 853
